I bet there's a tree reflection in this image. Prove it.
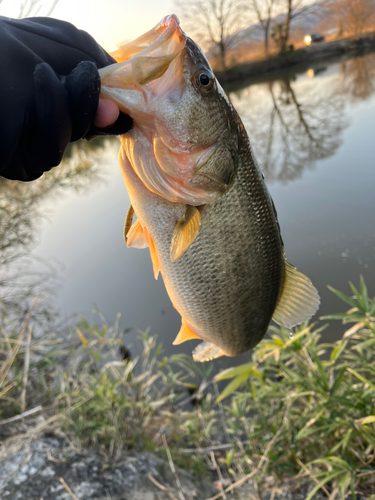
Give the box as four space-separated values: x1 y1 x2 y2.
230 73 347 183
0 137 118 330
338 53 375 102
228 52 375 184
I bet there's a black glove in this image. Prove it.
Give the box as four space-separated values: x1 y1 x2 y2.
0 16 132 181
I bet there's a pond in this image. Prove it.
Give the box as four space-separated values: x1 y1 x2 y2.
2 50 375 371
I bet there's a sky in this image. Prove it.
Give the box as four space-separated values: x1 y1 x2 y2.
0 0 177 51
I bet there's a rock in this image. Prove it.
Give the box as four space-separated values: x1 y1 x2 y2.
0 435 328 500
0 436 217 500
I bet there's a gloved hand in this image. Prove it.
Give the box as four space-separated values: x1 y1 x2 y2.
0 16 132 181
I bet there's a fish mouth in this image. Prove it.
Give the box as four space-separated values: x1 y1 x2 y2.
100 17 225 206
100 15 186 87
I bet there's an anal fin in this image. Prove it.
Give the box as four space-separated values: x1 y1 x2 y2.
173 320 201 345
193 342 225 362
272 261 320 329
170 206 201 263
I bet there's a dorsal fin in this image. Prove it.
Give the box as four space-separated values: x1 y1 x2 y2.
170 206 201 263
126 220 148 249
143 227 161 280
193 341 225 362
272 261 320 329
173 320 201 345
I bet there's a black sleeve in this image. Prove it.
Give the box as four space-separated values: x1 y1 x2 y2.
0 16 132 181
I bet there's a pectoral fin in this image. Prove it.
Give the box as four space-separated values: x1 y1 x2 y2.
143 227 161 280
173 319 201 345
272 261 320 329
124 206 149 249
170 206 201 263
193 342 226 362
127 220 149 249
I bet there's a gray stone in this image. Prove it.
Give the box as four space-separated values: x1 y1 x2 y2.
0 437 217 500
0 436 329 500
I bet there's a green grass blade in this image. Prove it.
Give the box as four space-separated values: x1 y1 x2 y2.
305 471 343 500
327 286 357 308
216 373 248 402
347 368 375 391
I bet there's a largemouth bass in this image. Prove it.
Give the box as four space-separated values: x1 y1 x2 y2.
99 15 320 361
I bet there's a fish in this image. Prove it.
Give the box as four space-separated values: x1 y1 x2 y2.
98 15 320 362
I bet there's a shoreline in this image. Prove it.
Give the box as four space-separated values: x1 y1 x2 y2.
216 31 375 87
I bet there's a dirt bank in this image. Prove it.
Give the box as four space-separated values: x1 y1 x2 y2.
216 31 375 86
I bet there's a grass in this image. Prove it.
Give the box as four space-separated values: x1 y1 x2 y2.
215 276 375 499
1 277 375 499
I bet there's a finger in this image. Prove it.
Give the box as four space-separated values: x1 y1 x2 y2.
85 112 133 140
64 61 101 141
94 99 120 128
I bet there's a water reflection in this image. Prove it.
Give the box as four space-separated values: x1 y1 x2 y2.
0 137 116 330
230 74 347 183
228 51 375 185
307 67 327 78
338 53 375 101
1 52 375 362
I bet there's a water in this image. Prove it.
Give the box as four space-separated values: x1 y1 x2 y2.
2 51 375 371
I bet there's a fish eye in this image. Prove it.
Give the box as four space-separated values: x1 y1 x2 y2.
195 70 215 93
200 74 210 86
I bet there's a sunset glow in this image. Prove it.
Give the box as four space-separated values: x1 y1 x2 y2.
0 0 175 52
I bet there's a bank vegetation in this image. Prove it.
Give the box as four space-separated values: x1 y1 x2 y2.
1 277 374 499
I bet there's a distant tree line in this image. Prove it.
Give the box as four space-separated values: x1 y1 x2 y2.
330 0 375 38
175 0 375 69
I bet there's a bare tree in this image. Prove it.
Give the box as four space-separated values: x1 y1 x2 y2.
272 0 326 53
329 0 375 38
250 0 276 56
174 0 244 70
